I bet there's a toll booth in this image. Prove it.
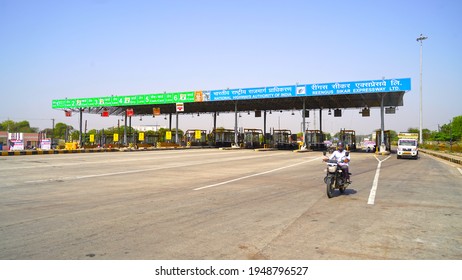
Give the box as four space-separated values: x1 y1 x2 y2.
184 129 207 146
305 130 326 151
156 130 183 146
375 130 391 152
143 132 160 146
212 128 235 147
272 129 298 150
339 129 357 151
243 128 263 149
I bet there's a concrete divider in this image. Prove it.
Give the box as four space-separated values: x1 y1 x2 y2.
0 149 119 156
420 149 462 165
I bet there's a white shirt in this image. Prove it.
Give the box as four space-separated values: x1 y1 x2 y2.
329 149 350 166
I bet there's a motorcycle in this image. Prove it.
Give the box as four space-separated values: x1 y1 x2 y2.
323 151 350 198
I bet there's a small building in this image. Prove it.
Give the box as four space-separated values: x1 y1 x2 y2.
0 131 44 150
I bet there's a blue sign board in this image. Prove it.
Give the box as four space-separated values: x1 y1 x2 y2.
210 85 297 101
208 78 410 101
306 78 411 96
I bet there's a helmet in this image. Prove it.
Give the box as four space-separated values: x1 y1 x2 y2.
337 142 344 147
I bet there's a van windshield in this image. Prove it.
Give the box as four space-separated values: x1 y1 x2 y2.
399 140 416 146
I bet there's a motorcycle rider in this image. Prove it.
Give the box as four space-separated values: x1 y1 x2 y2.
323 142 351 183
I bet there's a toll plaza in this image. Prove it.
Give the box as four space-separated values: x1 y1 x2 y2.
52 78 411 152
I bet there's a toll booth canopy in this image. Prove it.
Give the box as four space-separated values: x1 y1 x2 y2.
51 78 411 148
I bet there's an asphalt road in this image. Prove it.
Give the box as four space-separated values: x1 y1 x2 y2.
1 149 461 260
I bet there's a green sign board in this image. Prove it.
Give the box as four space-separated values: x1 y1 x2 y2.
52 91 195 109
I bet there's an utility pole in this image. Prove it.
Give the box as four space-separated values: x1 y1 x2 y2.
417 33 428 144
51 118 55 149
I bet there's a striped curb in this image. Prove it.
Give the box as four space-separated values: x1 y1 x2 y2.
420 149 462 165
0 149 119 156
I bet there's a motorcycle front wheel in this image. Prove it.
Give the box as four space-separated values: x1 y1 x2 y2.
326 177 335 198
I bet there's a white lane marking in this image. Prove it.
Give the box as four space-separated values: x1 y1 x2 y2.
23 153 286 184
25 166 175 184
458 168 462 175
0 150 234 171
194 157 322 191
368 155 391 205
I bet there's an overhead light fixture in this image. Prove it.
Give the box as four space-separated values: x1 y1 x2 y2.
328 109 332 115
361 108 370 117
385 107 396 114
334 109 342 117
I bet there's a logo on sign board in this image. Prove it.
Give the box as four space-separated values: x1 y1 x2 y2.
176 103 184 112
194 91 203 102
153 107 161 116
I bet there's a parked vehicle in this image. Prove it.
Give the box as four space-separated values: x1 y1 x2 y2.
362 140 376 152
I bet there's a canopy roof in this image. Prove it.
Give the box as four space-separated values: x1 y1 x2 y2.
52 78 411 116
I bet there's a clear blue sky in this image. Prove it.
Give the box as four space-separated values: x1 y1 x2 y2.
1 0 461 135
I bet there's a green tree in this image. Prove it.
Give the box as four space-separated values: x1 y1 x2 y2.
407 127 431 141
54 123 73 139
451 115 462 141
0 120 38 132
42 128 54 138
71 131 80 141
389 130 398 142
0 120 14 131
18 121 37 132
407 127 419 134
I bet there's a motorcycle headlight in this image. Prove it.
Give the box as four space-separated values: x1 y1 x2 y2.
328 166 337 173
